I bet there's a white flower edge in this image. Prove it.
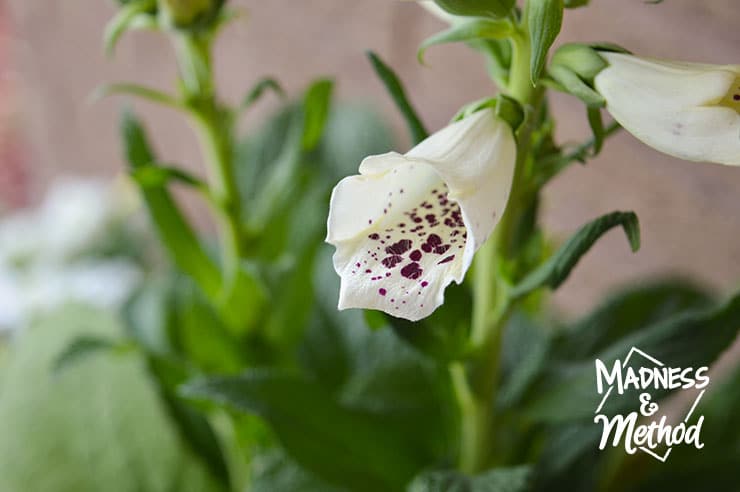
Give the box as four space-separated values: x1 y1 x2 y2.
594 52 740 166
326 109 516 321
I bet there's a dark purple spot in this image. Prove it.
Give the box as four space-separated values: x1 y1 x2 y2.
379 288 387 296
409 250 422 261
385 272 391 277
401 262 423 280
382 255 403 268
427 234 442 246
421 281 429 287
438 255 455 264
365 269 371 273
425 214 436 223
734 94 740 101
356 263 361 268
421 243 433 253
434 244 450 255
413 217 423 223
368 233 380 240
386 239 412 255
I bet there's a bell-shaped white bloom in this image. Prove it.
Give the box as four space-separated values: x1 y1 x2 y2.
326 109 516 321
594 52 740 165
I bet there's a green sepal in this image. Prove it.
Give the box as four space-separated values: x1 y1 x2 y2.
433 0 515 19
551 43 608 80
451 94 523 132
418 18 513 64
547 65 605 107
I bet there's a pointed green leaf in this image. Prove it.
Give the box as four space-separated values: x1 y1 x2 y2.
418 18 512 64
104 0 156 57
120 110 221 300
239 77 285 112
527 0 564 84
367 51 429 144
93 82 184 111
511 211 640 299
586 106 604 155
301 78 334 150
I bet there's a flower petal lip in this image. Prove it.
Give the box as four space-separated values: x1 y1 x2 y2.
594 52 740 166
326 109 516 321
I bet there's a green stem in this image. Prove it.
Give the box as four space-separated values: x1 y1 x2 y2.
455 16 545 474
174 33 244 285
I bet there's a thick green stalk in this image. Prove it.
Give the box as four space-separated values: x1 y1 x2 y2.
455 16 544 473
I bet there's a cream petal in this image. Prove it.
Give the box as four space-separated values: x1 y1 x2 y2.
326 109 515 321
595 53 740 165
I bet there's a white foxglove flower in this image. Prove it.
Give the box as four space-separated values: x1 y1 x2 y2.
594 53 740 165
326 109 516 321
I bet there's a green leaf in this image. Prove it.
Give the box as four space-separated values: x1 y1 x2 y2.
564 0 589 7
511 211 640 299
103 0 156 56
182 370 427 492
0 305 225 492
251 451 345 492
554 280 711 360
93 82 184 111
53 335 126 373
301 78 334 151
433 0 516 19
586 106 604 156
527 0 564 84
239 77 285 112
367 51 429 144
120 109 222 301
418 18 513 64
130 163 206 190
409 466 531 492
523 289 740 422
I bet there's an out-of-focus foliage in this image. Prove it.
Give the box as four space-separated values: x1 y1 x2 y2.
0 304 224 492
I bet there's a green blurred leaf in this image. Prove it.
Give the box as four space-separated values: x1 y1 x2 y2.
511 211 640 299
418 18 513 64
104 0 156 57
94 83 184 110
120 109 222 301
182 370 428 492
433 0 516 19
130 163 206 190
586 106 604 156
367 51 429 144
409 465 531 492
53 335 126 373
564 0 589 7
251 450 346 492
239 77 285 113
0 305 225 492
301 79 334 151
527 0 564 84
523 289 740 423
554 280 711 360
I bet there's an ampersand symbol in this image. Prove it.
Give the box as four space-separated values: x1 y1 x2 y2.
639 392 659 417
